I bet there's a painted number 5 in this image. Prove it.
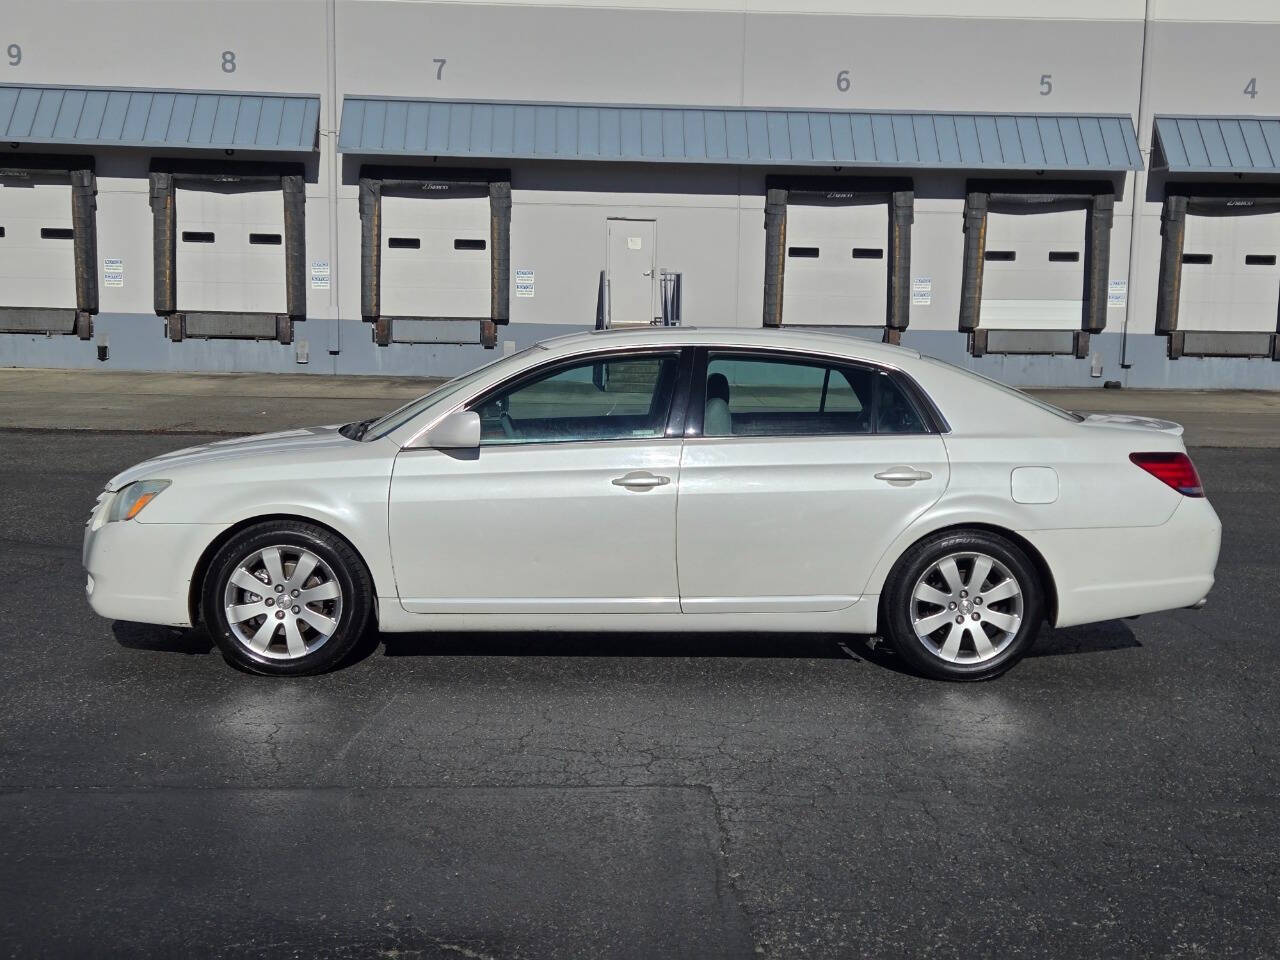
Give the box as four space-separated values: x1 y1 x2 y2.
1040 74 1053 95
6 43 19 66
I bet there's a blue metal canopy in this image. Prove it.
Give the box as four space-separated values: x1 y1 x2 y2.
1154 115 1280 173
339 97 1141 171
0 84 320 152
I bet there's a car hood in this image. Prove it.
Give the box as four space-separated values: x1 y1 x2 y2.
105 424 354 490
1077 413 1185 437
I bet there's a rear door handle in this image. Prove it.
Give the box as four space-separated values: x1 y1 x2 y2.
874 466 932 485
612 471 670 490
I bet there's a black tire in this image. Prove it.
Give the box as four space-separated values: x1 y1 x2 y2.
881 529 1044 681
202 520 373 676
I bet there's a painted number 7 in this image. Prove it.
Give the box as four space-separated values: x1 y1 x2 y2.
433 58 446 80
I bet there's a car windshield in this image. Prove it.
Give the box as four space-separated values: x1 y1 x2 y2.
357 345 545 440
919 356 1084 423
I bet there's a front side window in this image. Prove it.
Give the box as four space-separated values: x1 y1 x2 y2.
702 353 927 437
472 352 680 445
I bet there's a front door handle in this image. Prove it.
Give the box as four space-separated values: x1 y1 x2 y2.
612 471 670 490
874 466 933 485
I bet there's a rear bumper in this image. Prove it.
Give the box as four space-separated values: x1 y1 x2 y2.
1023 497 1221 629
83 519 219 628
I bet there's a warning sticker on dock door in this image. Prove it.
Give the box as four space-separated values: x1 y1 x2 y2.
311 260 331 290
1108 279 1127 307
103 258 124 288
911 277 932 306
515 268 535 298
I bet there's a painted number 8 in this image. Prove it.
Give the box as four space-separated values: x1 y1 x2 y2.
221 50 236 73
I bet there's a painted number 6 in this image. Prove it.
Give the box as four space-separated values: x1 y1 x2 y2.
836 70 850 92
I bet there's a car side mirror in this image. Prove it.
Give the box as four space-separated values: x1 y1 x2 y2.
422 410 481 450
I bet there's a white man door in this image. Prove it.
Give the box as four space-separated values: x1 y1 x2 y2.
606 219 657 327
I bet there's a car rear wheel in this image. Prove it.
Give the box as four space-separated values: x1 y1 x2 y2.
202 520 372 676
882 530 1043 681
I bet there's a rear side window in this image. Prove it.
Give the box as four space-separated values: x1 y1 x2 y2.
702 354 927 437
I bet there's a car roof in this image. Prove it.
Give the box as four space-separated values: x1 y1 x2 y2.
535 326 921 364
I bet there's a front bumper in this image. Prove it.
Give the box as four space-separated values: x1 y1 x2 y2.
83 517 219 628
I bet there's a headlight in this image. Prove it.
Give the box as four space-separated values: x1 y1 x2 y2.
107 480 171 522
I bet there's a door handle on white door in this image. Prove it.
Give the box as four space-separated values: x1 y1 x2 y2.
874 466 933 485
612 471 670 490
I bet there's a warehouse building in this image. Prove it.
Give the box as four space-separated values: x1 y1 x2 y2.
0 0 1277 387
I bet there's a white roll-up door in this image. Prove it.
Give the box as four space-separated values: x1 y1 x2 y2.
980 207 1086 330
0 175 76 309
176 183 286 314
381 186 491 318
782 198 888 326
1179 211 1280 333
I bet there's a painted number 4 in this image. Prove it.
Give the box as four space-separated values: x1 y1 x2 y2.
1245 77 1258 99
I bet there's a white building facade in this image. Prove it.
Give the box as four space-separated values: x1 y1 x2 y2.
1 0 1278 387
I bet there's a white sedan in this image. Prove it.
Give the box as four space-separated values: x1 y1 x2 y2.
84 328 1220 680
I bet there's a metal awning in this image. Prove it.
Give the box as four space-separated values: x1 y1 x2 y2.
1154 116 1280 173
0 85 320 152
339 97 1141 171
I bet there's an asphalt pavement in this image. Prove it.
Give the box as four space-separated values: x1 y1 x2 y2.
0 428 1276 958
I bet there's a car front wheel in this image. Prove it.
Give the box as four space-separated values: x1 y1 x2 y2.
202 520 372 676
882 530 1043 681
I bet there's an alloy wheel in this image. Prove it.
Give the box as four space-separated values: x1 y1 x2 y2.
222 545 344 660
910 551 1024 664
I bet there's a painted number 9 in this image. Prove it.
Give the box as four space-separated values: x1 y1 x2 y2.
221 50 236 73
6 43 20 66
836 70 850 92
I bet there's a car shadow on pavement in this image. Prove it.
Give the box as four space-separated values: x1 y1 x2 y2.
1029 619 1141 658
106 618 1140 670
112 620 215 656
379 631 855 660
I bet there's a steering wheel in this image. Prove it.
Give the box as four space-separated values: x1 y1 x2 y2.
500 412 516 439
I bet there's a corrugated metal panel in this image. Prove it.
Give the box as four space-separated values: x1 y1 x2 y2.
339 97 1142 170
0 85 319 152
1153 116 1280 173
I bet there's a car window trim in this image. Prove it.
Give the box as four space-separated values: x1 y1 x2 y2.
463 345 690 449
685 346 943 439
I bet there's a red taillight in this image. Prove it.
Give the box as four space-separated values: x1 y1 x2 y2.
1129 452 1204 497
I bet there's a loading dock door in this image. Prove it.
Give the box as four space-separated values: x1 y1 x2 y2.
175 183 287 314
380 185 491 318
0 175 76 309
606 219 657 327
1179 210 1280 333
781 198 888 326
979 207 1086 330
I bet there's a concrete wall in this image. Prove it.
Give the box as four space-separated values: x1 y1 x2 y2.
0 0 1277 387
